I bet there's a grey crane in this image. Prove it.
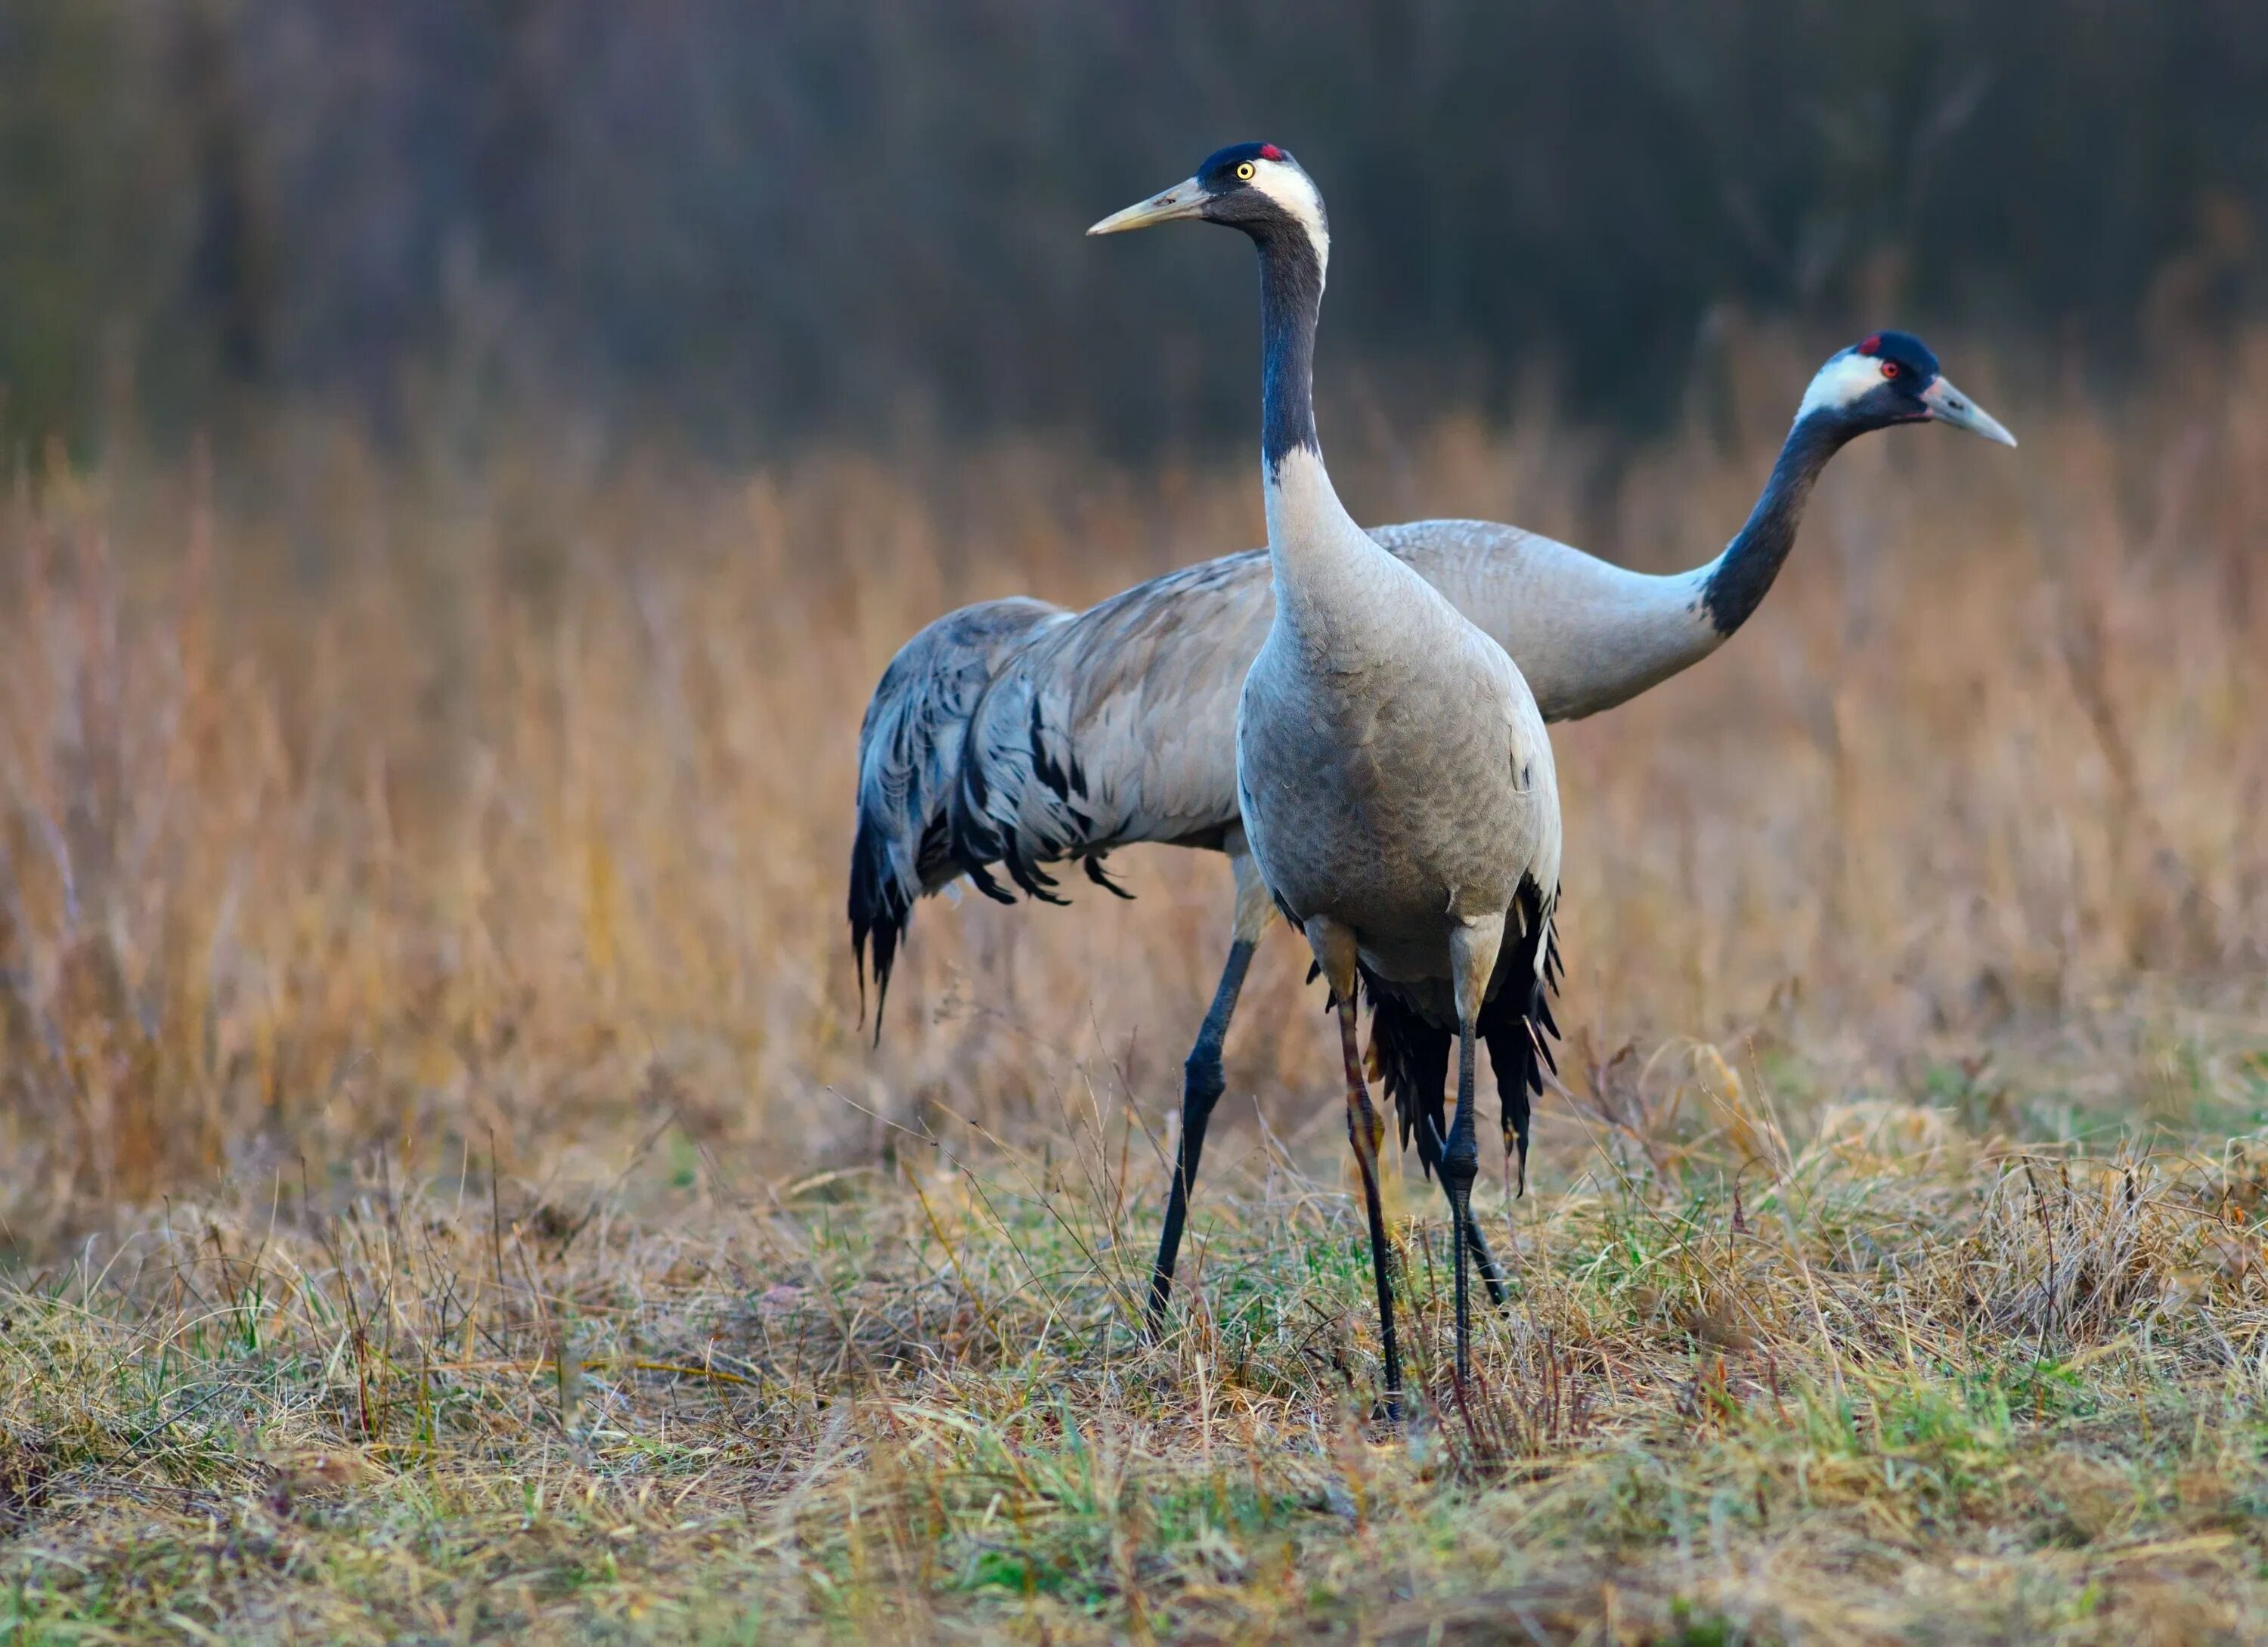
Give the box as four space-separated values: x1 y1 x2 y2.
849 231 2015 1350
1089 141 1559 1402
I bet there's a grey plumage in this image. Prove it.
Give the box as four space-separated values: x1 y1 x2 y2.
1238 433 1563 1400
847 237 2015 1358
1233 474 1565 998
849 336 2012 1057
848 595 1068 1029
847 516 1687 1040
1079 142 1563 1404
950 550 1272 899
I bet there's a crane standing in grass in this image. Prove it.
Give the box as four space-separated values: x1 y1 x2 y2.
850 203 2018 1350
1089 142 1562 1405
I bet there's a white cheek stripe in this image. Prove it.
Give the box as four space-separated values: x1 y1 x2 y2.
1796 351 1885 420
1250 161 1331 275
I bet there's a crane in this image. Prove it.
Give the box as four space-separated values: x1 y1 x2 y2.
850 258 2015 1348
1089 141 1559 1404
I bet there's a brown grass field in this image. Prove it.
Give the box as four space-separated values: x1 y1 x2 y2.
2 330 2266 1642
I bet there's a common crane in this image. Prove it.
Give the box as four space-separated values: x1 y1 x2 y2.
1089 141 1559 1404
850 268 2015 1345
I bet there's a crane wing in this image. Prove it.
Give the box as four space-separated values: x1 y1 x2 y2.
948 550 1274 899
848 522 1622 1034
848 596 1070 1030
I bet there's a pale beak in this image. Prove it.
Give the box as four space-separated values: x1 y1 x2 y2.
1087 176 1207 236
1921 375 2018 447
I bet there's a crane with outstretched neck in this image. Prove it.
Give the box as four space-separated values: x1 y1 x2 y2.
850 201 2015 1346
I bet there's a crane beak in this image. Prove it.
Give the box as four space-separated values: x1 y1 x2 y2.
1921 375 2018 447
1087 177 1207 236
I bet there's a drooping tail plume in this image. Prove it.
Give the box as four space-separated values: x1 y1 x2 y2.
847 597 1065 1038
1365 879 1560 1192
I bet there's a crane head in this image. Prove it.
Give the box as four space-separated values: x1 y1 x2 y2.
1086 143 1329 271
1796 331 2017 447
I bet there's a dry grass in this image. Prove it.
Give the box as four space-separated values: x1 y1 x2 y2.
1 327 2266 1641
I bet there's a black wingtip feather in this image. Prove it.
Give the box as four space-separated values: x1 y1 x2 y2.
1360 885 1565 1190
1364 980 1452 1177
847 812 916 1043
1482 881 1560 1176
847 903 906 1047
1083 854 1136 899
965 862 1017 906
1000 836 1071 906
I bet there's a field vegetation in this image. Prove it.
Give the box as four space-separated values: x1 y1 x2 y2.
1 330 2266 1641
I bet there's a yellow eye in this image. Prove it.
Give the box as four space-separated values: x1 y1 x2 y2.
1235 162 1256 181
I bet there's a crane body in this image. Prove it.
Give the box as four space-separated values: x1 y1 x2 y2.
850 188 2015 1345
1088 141 1563 1401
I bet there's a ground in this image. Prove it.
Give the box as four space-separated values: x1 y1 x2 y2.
8 1017 2268 1643
1 345 2264 1640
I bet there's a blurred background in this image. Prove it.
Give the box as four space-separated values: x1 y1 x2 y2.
1 1 2263 1232
5 0 2265 457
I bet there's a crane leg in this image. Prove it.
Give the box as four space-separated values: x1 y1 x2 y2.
1442 1021 1482 1386
1339 989 1402 1419
1411 1118 1510 1308
1309 916 1399 1421
1145 839 1275 1336
1443 915 1507 1389
1145 935 1256 1337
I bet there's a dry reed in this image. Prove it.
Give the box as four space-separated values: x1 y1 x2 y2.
0 328 2263 1640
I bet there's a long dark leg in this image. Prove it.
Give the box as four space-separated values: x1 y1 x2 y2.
1441 916 1505 1390
1440 1020 1482 1386
1338 990 1402 1419
1411 1117 1508 1308
1145 937 1256 1336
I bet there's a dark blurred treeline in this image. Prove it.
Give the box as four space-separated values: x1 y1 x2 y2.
3 0 2264 458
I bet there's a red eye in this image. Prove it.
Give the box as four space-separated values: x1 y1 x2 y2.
1880 361 1900 379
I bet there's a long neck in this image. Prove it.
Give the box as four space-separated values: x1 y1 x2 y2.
1250 218 1371 603
1256 220 1322 472
1696 411 1855 636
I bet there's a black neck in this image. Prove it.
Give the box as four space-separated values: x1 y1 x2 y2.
1698 410 1857 636
1250 219 1323 473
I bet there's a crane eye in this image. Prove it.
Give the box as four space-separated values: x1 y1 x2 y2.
1880 361 1901 380
1235 161 1256 181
